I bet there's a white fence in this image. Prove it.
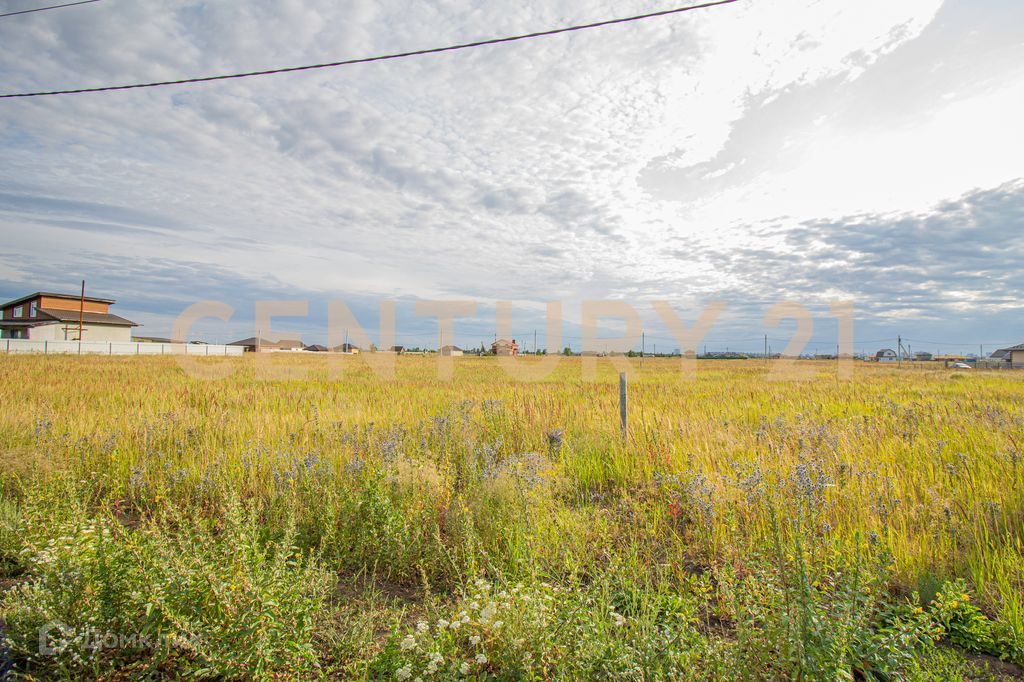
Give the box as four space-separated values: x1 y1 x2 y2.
1 339 245 356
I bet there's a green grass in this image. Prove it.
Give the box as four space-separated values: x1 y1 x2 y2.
0 354 1022 679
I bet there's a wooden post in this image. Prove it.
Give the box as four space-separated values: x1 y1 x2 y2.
619 372 628 440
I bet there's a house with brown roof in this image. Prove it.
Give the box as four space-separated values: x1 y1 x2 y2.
0 291 138 341
491 338 519 356
227 337 304 352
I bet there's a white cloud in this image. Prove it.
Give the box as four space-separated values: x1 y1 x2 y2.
0 0 1021 345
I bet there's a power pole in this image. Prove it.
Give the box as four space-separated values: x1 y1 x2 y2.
534 329 537 355
764 334 768 364
898 335 902 368
78 279 85 342
641 331 645 369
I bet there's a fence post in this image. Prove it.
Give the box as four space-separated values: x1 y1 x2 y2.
619 372 628 440
44 340 48 354
109 342 113 355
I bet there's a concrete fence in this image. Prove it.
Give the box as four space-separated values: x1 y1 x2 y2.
1 339 245 356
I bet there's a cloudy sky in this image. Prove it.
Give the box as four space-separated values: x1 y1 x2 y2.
1 0 1022 353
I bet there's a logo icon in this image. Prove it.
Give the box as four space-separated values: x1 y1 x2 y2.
37 620 72 656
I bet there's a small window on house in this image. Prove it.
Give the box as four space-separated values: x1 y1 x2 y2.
13 306 23 318
29 301 37 317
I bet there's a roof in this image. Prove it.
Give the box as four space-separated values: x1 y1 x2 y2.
440 345 462 351
35 308 138 326
995 343 1024 353
228 337 264 347
875 348 896 356
303 344 328 352
3 309 138 327
1 291 116 309
228 337 303 349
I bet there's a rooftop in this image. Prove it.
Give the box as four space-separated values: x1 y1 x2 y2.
1 291 116 309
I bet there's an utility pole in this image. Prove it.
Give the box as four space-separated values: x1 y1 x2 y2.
78 279 85 343
534 329 537 355
764 334 768 364
641 331 645 369
898 335 902 368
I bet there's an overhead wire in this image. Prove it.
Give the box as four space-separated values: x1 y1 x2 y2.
0 0 100 19
0 0 740 98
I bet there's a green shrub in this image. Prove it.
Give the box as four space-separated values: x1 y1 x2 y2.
1 499 332 679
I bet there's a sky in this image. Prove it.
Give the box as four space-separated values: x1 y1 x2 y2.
0 0 1022 354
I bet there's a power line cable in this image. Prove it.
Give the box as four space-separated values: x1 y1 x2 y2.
0 0 740 98
0 0 101 19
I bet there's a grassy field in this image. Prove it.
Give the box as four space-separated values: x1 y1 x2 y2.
0 354 1022 679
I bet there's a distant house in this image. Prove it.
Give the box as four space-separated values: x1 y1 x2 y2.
933 355 968 363
0 291 138 341
333 343 360 354
992 344 1024 366
874 349 898 363
228 337 304 352
913 351 933 362
440 345 463 357
303 344 328 352
133 335 172 344
388 345 405 354
491 338 519 356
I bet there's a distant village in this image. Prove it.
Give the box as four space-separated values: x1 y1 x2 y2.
1 290 1021 368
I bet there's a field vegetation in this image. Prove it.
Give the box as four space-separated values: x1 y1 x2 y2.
0 354 1022 679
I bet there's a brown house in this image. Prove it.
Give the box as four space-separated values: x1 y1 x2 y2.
227 337 304 352
0 292 138 341
491 338 519 356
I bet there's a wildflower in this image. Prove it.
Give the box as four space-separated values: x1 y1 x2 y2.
612 612 626 627
416 621 429 634
460 662 471 675
396 664 412 680
475 653 487 665
492 620 503 630
469 635 481 646
400 634 417 650
437 619 450 629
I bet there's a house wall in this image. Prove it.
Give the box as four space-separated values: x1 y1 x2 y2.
38 296 110 314
28 323 132 342
1011 350 1024 365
